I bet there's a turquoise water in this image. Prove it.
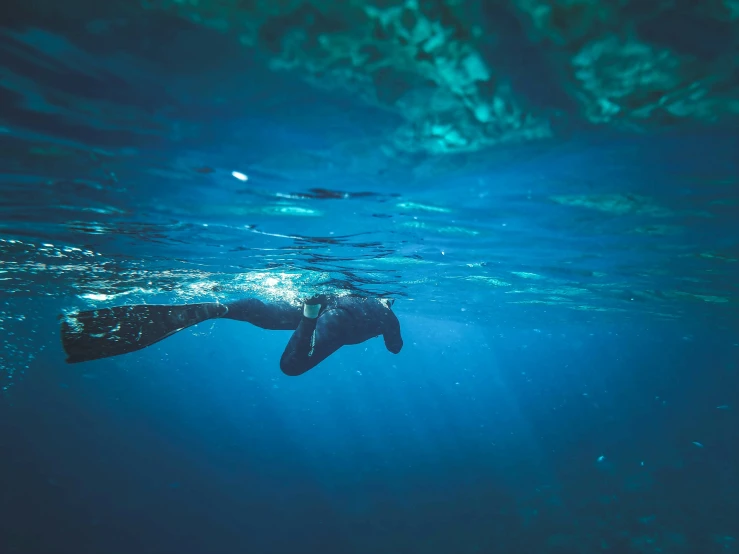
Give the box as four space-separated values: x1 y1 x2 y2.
1 3 738 553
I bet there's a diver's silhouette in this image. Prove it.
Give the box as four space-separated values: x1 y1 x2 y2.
60 295 403 376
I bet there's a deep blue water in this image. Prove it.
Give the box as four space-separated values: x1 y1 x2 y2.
1 3 738 554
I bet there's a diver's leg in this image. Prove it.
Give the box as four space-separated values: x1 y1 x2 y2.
61 302 227 363
279 302 343 376
222 298 302 330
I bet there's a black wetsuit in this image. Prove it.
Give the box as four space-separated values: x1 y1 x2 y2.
61 296 403 375
222 296 403 376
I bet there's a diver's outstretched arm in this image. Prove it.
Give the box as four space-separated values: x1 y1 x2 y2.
279 301 343 376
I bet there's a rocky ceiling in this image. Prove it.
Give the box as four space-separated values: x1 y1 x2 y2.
145 0 739 155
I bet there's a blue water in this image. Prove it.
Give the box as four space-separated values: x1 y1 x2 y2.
1 3 738 554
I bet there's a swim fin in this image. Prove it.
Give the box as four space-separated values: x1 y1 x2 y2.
61 302 228 363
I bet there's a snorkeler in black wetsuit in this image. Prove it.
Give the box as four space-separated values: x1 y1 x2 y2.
60 295 403 376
